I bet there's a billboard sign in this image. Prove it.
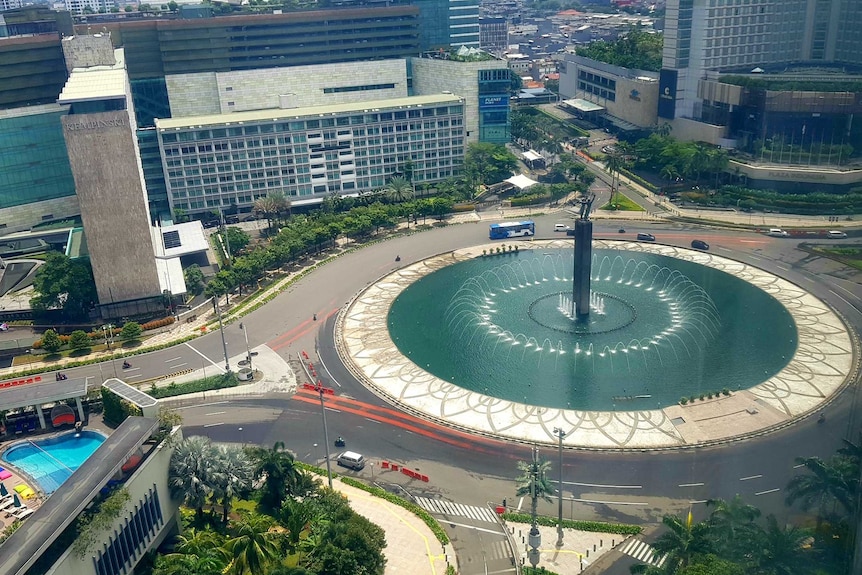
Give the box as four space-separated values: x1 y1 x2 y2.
480 95 509 109
657 69 678 119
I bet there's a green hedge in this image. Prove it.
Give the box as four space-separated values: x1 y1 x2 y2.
339 477 450 545
502 512 641 535
523 567 561 575
511 193 551 207
148 373 239 399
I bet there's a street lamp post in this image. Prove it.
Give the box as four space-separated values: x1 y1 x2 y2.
527 445 541 569
553 427 566 547
239 322 252 371
318 386 334 489
214 298 230 373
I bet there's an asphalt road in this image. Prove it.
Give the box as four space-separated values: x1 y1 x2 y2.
44 213 862 573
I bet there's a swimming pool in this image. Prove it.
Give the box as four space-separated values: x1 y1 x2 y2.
1 431 106 493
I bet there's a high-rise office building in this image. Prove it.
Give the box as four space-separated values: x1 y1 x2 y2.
660 0 862 122
660 0 862 191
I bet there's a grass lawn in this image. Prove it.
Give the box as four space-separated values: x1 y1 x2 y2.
599 195 644 212
810 246 862 271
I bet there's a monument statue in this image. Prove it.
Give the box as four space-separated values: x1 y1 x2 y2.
577 193 596 221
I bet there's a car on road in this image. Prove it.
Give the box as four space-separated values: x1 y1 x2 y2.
767 228 790 237
636 233 655 242
554 223 571 232
691 239 710 250
337 451 366 470
827 230 848 239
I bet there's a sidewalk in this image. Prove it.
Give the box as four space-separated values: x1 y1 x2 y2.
334 478 456 575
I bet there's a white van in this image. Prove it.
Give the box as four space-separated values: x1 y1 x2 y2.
828 230 848 239
767 228 790 237
337 451 365 470
554 223 570 232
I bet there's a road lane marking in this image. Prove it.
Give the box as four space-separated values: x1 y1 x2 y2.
678 483 705 487
775 264 790 271
748 255 762 260
573 498 648 506
205 411 226 416
365 418 381 424
203 422 224 428
830 290 857 309
318 354 343 388
755 488 780 496
740 474 763 481
803 276 815 283
441 520 503 535
165 356 182 363
168 362 188 369
517 497 524 511
560 481 642 489
184 342 226 373
690 500 709 504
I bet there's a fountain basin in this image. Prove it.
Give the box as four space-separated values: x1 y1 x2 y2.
336 241 854 448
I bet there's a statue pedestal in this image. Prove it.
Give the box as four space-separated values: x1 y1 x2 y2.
572 219 593 318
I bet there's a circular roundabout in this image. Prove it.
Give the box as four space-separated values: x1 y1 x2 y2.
335 239 856 449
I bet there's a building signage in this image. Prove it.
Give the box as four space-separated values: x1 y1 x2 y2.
657 69 678 119
629 89 641 101
480 95 509 108
65 117 126 131
766 171 827 181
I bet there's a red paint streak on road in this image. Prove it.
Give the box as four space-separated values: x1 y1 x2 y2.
269 307 339 351
293 390 513 457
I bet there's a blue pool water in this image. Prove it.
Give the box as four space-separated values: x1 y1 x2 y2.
2 431 106 493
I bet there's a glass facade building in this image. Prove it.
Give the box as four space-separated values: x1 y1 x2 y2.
477 68 510 143
156 95 465 215
0 105 75 210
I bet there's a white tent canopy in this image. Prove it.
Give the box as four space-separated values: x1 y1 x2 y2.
505 174 539 190
522 150 543 162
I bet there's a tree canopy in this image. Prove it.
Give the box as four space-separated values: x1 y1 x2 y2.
30 252 98 321
576 26 663 72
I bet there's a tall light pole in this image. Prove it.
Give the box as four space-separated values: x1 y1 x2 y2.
239 322 252 371
528 445 541 569
318 386 333 489
214 298 230 373
553 427 566 547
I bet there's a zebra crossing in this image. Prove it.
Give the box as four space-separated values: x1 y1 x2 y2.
413 496 500 523
619 538 667 568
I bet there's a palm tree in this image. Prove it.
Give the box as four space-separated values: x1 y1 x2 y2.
606 150 625 207
644 513 713 574
277 498 316 563
384 176 414 204
212 445 253 524
173 528 226 556
252 441 301 511
253 192 291 232
169 436 219 523
785 456 857 523
751 514 812 575
705 495 761 557
223 513 280 575
153 551 226 575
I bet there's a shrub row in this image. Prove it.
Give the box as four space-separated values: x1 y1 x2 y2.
142 317 176 330
148 373 239 399
510 193 551 207
679 389 731 404
339 476 450 544
501 512 641 535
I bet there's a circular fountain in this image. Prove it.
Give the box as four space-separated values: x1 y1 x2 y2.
337 240 854 448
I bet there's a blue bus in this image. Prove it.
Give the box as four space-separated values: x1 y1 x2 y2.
489 220 535 239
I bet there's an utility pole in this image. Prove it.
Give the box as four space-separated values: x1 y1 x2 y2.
239 322 252 371
214 298 230 372
553 428 566 547
318 385 333 489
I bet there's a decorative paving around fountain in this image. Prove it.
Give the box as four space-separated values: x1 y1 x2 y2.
335 240 856 449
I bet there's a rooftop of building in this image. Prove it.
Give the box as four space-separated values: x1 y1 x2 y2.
155 93 464 130
57 48 126 104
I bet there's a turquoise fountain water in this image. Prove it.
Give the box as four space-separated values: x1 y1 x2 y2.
387 248 797 410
